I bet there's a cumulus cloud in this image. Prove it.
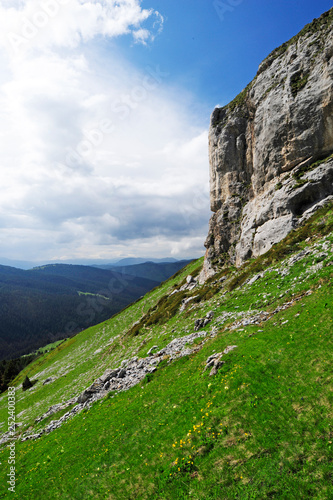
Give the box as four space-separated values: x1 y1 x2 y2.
0 0 210 263
0 0 163 54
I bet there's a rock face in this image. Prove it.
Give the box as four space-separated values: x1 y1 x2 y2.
201 9 333 281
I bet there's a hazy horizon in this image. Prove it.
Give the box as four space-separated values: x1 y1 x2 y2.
0 255 193 270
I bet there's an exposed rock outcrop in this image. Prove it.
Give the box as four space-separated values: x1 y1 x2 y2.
194 310 214 331
17 330 227 443
201 9 333 281
203 345 237 376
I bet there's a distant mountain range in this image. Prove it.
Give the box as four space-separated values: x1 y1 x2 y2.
107 257 179 267
95 260 193 282
0 260 191 360
0 257 182 270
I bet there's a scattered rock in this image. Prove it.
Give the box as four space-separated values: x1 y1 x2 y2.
157 331 208 361
203 346 238 376
180 296 198 313
34 398 76 424
43 377 53 386
77 380 105 404
20 328 211 444
206 310 214 320
170 275 198 295
99 368 120 384
288 249 311 266
194 311 214 331
247 273 264 286
194 319 204 331
316 252 328 262
147 346 158 356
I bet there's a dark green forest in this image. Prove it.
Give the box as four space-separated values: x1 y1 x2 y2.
0 264 160 361
0 352 40 392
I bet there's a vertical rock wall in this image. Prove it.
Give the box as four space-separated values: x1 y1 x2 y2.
201 9 333 281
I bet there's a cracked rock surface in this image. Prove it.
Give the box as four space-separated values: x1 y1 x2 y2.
201 10 333 281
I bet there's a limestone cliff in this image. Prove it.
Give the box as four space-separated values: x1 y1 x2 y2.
201 8 333 281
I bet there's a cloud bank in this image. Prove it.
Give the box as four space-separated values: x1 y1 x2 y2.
0 1 210 263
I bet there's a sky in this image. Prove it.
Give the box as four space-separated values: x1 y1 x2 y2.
0 0 332 266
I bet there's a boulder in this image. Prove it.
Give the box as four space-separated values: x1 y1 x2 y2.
43 377 53 386
194 311 214 331
77 380 104 404
147 346 158 356
99 369 120 384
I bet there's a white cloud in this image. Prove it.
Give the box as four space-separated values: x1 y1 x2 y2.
0 1 210 263
0 0 163 55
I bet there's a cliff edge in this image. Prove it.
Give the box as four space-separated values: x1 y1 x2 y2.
201 8 333 281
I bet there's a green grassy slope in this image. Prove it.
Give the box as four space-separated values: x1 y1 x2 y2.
0 205 332 499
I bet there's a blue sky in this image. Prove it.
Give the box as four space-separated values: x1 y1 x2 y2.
119 0 333 117
0 0 331 265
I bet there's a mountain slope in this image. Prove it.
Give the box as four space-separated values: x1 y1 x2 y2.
0 264 159 360
98 260 193 282
111 257 179 266
0 202 332 499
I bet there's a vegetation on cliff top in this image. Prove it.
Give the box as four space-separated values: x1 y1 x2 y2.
211 6 333 126
257 7 333 75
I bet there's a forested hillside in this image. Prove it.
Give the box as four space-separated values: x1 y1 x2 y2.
0 264 159 360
